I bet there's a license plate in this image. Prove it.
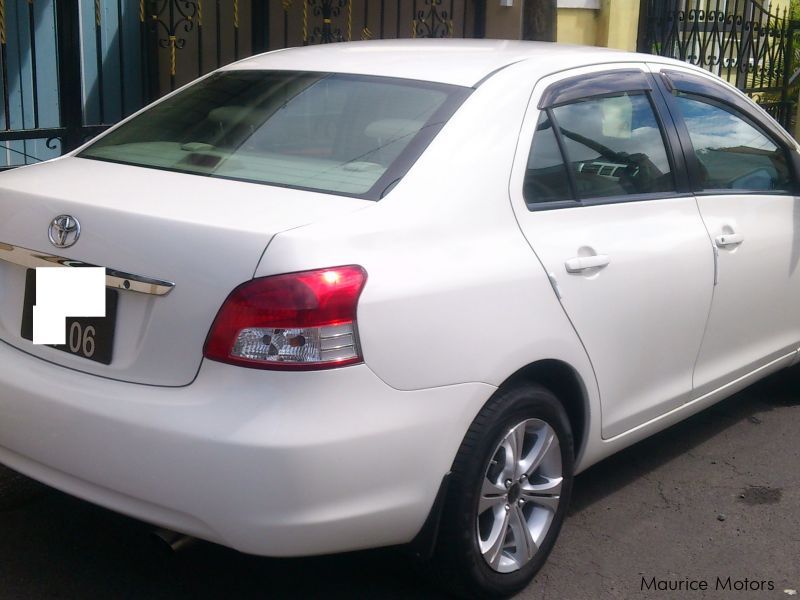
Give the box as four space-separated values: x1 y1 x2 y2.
20 269 118 365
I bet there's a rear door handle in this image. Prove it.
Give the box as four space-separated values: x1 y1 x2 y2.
565 254 610 273
715 233 744 247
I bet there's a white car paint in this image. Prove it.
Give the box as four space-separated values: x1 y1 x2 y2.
645 62 800 396
0 40 797 558
0 343 495 555
509 63 716 438
691 192 800 391
0 159 367 385
224 38 626 87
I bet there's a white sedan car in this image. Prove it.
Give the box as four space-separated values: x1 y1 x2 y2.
1 40 798 598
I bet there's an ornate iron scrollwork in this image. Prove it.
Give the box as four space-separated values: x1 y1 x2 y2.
308 0 348 44
413 0 453 38
642 0 792 125
149 0 198 76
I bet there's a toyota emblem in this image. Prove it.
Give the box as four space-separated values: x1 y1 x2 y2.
48 215 81 249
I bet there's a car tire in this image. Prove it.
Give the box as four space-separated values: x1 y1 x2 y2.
429 383 574 599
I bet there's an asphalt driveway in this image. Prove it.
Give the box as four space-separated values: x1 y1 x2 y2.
1 367 798 599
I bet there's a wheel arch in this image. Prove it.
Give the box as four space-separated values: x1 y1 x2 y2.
500 359 590 463
410 358 591 561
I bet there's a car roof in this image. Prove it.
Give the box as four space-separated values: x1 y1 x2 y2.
225 39 643 87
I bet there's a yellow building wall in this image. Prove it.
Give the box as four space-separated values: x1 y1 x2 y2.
769 0 792 17
596 0 640 50
556 9 598 46
556 0 639 51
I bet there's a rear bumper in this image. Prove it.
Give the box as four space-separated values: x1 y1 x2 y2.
0 341 494 556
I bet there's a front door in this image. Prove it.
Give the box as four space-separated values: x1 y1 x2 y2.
653 66 800 394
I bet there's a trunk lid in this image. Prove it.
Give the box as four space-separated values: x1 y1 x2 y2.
0 157 368 386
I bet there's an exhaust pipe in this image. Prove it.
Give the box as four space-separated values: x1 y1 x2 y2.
150 528 196 555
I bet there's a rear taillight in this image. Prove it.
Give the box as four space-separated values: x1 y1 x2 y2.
204 265 367 370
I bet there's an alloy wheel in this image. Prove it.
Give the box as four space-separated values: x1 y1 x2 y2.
477 418 563 573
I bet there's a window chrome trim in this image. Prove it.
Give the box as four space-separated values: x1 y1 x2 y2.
525 191 695 211
0 242 175 296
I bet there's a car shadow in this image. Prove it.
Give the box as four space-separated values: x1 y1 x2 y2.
569 363 800 514
0 486 444 599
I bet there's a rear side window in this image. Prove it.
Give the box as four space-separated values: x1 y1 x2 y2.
524 114 572 203
525 91 676 205
674 94 792 193
80 71 470 199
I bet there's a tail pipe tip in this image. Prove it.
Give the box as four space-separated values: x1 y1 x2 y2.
150 528 196 554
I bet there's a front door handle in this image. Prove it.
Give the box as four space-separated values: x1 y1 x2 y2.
565 254 610 273
715 232 744 247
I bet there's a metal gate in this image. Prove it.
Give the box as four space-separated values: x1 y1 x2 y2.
638 0 798 129
0 1 149 169
146 0 487 97
0 0 485 170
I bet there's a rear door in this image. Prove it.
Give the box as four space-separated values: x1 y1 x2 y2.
651 66 800 394
510 65 714 438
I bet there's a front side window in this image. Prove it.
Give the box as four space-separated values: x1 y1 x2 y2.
525 90 676 205
674 94 792 193
80 71 469 199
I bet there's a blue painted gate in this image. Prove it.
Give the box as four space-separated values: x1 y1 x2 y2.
0 0 148 169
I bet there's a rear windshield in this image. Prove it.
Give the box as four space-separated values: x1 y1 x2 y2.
80 71 470 199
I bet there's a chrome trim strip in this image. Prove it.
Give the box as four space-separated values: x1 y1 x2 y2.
320 342 356 352
0 242 175 296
